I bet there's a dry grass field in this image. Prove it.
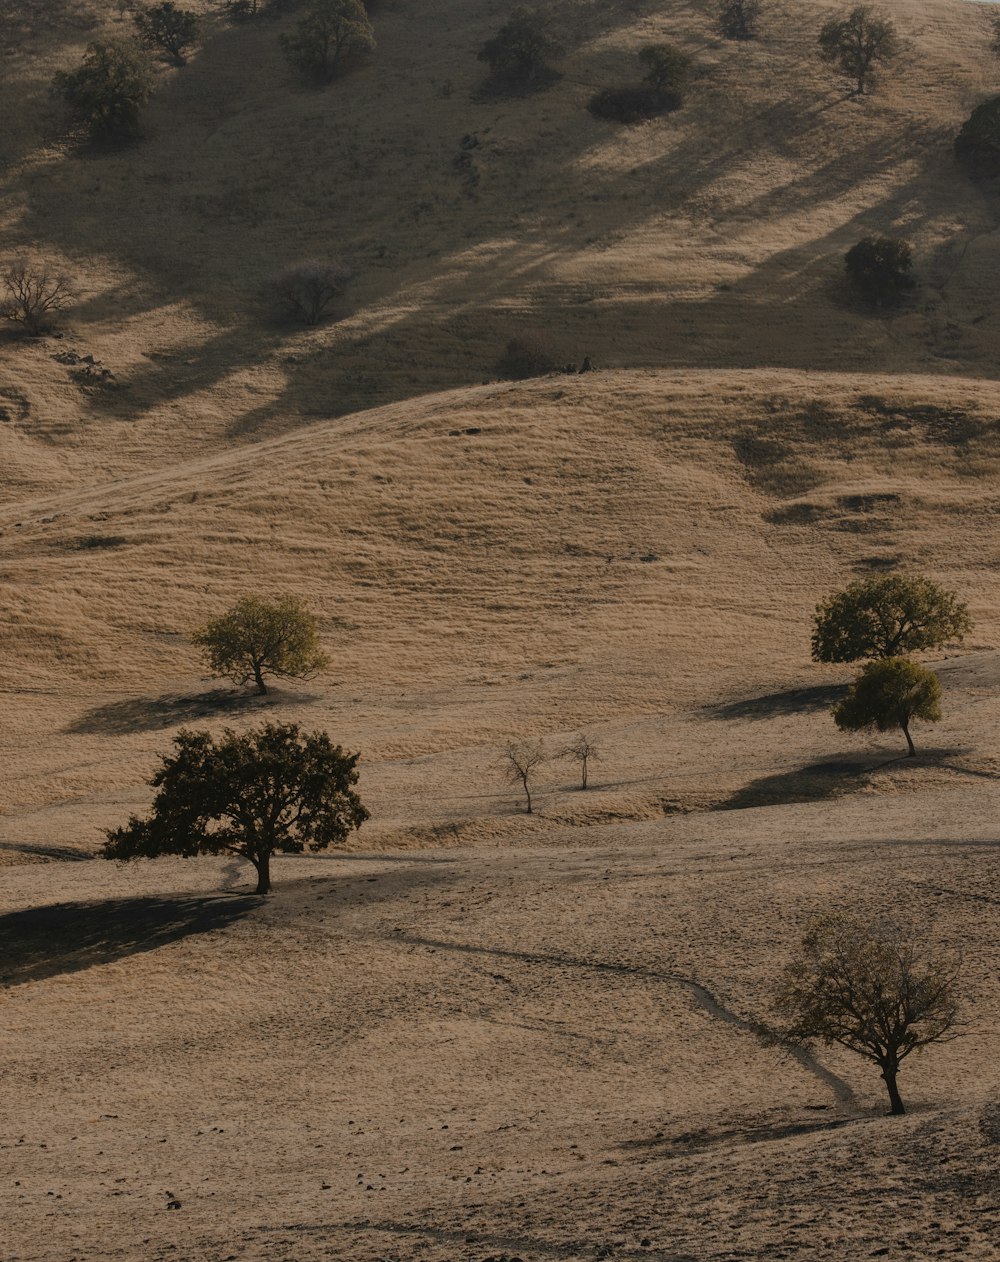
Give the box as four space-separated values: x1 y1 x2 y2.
4 0 1000 1258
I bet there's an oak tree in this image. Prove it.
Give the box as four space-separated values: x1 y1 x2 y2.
279 0 375 83
193 594 329 695
52 38 153 139
832 657 941 757
818 6 898 95
774 913 961 1114
104 723 368 894
501 739 546 814
812 574 970 663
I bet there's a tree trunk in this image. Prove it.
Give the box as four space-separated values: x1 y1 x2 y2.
253 662 268 695
882 1064 905 1115
900 717 916 757
523 775 532 814
252 851 271 895
581 759 588 790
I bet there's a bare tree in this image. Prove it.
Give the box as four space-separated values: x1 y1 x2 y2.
561 733 598 790
773 913 961 1115
271 259 352 325
1 260 74 335
501 740 546 814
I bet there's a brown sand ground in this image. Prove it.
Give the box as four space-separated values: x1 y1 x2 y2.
4 0 1000 1257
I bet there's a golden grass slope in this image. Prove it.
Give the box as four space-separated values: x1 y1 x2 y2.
1 0 1000 474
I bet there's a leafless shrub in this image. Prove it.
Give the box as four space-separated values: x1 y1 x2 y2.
271 259 352 325
500 739 546 813
1 260 74 335
560 733 598 790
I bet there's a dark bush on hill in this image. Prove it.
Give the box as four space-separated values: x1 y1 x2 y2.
496 334 558 380
955 96 1000 180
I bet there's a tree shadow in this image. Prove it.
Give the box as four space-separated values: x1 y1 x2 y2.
714 758 869 811
0 892 258 987
65 687 313 735
707 682 847 721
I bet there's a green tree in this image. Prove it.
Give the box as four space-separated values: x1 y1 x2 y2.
844 236 914 307
104 723 368 894
955 96 1000 180
134 2 199 64
773 913 961 1114
638 43 692 100
193 594 329 695
718 0 760 40
279 0 375 83
818 5 898 95
52 38 153 139
832 656 941 757
812 574 970 664
478 6 559 85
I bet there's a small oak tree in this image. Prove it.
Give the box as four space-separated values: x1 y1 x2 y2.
833 656 941 757
52 38 153 139
812 574 971 663
844 235 914 307
280 0 375 83
561 733 598 790
818 5 898 96
718 0 760 40
193 594 329 695
501 739 546 814
478 6 559 86
104 722 368 894
1 260 74 335
638 43 692 100
134 2 199 63
774 913 961 1114
272 259 352 324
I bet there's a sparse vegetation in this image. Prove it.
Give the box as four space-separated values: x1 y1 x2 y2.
812 574 971 663
1 261 74 336
224 0 263 19
193 594 329 695
832 656 941 757
133 2 199 64
817 5 898 96
955 96 1000 180
844 236 914 308
774 913 961 1114
718 0 760 41
496 333 558 380
103 722 368 894
477 6 559 88
272 259 353 324
280 0 375 84
561 733 598 790
52 38 153 139
501 740 546 814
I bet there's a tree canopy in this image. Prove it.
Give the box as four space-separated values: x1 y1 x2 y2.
52 39 153 139
817 5 898 95
811 574 970 663
955 96 1000 181
104 722 368 894
279 0 375 83
133 3 199 64
193 594 329 695
773 913 961 1114
832 656 941 757
844 236 914 307
478 6 559 85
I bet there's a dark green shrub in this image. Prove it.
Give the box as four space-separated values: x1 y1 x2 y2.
52 39 153 140
280 0 374 83
955 96 1000 180
638 43 691 97
478 7 559 86
844 235 914 307
588 84 675 124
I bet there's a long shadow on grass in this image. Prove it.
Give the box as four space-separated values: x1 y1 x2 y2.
707 682 847 721
0 892 258 988
714 758 870 811
65 688 304 736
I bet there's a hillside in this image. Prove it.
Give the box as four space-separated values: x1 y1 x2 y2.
5 1 1000 1260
